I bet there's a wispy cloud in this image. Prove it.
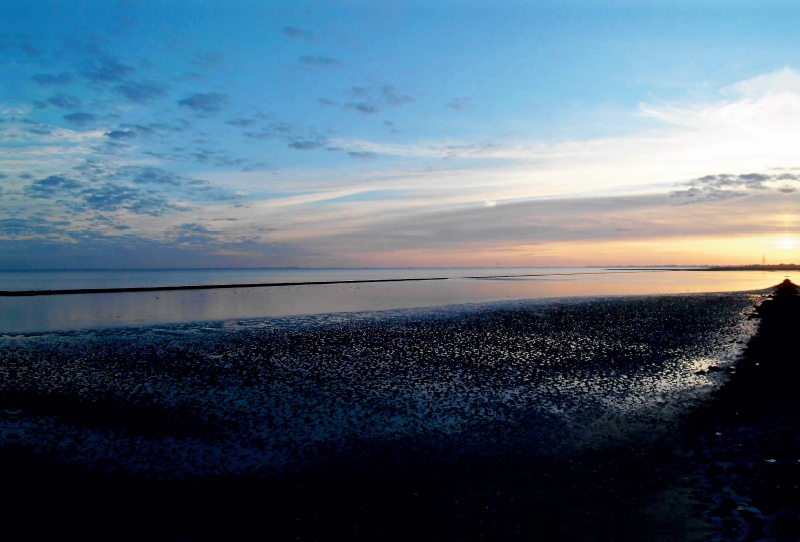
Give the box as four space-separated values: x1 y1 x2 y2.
189 51 224 70
225 118 257 127
113 80 168 104
79 57 134 83
63 112 97 126
46 93 82 110
282 27 317 41
347 102 378 114
380 86 413 106
299 55 342 67
446 97 470 110
30 72 75 86
348 151 377 160
178 92 229 114
289 140 325 150
340 85 414 115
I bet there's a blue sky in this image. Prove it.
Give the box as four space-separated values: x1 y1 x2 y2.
4 1 800 268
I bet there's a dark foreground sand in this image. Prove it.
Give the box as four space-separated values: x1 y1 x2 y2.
1 286 795 541
680 279 800 541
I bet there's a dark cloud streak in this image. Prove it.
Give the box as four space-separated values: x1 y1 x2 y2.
63 112 97 126
47 93 82 109
282 27 316 41
31 72 75 86
299 55 342 67
289 140 324 150
113 80 168 104
348 151 377 159
178 92 229 114
80 58 134 82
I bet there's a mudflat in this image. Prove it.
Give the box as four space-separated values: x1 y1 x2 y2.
1 290 786 541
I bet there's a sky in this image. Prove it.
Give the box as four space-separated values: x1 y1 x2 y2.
4 0 800 268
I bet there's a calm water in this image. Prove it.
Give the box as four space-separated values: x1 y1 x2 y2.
0 267 794 333
0 267 608 291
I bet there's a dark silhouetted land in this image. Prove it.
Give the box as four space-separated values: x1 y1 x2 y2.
707 264 800 271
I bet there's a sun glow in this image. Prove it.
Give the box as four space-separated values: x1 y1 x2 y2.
775 235 799 251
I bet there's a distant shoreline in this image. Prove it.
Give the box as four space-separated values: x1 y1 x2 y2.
705 264 800 271
606 265 800 272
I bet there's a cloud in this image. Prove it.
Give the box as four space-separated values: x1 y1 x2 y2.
31 72 75 86
104 130 137 140
0 219 29 234
318 98 337 106
16 163 233 221
112 80 168 104
81 184 175 215
282 27 317 41
25 126 52 135
24 175 83 198
63 112 97 125
306 191 800 261
381 85 414 106
189 51 224 70
241 121 296 141
670 172 800 202
348 102 378 114
721 67 800 98
226 118 257 127
105 123 181 139
348 151 377 160
289 140 324 150
80 57 134 82
91 141 132 155
111 165 209 188
170 222 223 247
20 44 43 58
340 85 413 115
0 218 65 237
295 194 673 255
349 86 370 97
46 93 83 110
240 162 274 172
171 72 204 83
178 92 229 114
446 97 470 110
299 55 342 67
127 167 186 186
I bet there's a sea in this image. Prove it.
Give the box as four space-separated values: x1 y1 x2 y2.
0 266 796 333
1 267 796 478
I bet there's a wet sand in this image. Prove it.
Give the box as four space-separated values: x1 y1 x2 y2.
0 290 785 541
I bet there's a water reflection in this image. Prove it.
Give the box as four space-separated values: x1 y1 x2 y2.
1 269 796 333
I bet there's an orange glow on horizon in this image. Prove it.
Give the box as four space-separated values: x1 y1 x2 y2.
350 234 800 268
